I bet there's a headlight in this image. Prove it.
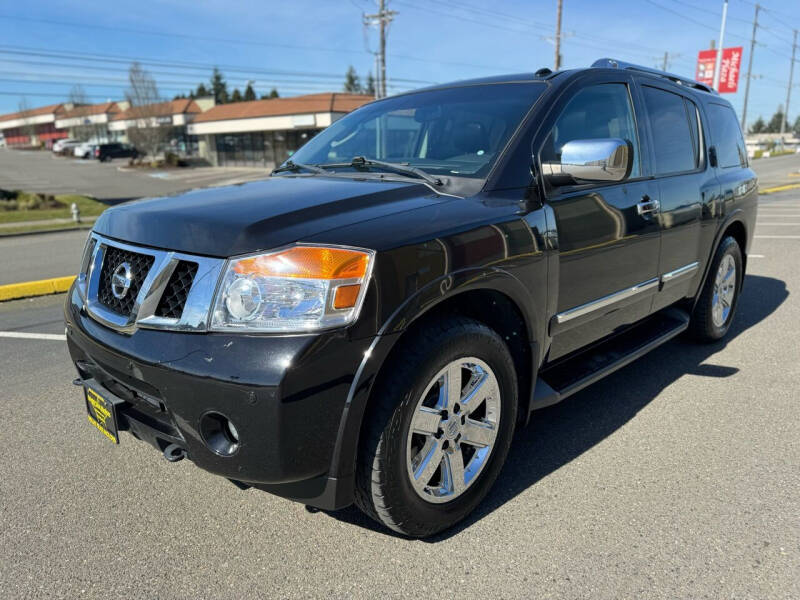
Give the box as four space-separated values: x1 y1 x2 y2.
210 245 375 332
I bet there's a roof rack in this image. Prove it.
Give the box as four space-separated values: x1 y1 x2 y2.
591 58 717 94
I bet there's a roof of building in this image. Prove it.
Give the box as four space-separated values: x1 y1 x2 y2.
0 103 66 123
58 101 120 120
192 93 372 123
112 98 203 121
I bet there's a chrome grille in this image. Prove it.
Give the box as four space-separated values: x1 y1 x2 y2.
80 234 225 334
155 260 198 319
97 247 155 316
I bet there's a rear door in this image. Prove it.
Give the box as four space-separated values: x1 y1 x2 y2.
638 81 717 311
537 72 661 360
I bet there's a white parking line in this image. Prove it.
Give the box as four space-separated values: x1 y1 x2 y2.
0 331 66 341
749 254 765 258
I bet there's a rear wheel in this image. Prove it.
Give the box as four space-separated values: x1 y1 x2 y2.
354 317 517 537
689 236 743 342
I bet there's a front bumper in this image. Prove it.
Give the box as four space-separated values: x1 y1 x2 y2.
64 284 373 510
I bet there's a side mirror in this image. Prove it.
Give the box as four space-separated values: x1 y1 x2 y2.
542 138 632 184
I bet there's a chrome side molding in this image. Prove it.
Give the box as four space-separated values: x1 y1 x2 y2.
556 277 660 325
661 261 699 285
554 261 700 327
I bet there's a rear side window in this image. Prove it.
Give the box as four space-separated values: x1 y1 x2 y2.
707 103 747 168
642 86 697 175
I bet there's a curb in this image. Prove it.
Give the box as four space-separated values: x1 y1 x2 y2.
759 183 800 195
0 275 76 302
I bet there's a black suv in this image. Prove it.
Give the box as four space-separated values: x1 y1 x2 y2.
65 59 757 537
95 142 139 162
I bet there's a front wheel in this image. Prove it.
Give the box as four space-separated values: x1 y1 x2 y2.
354 317 517 537
689 236 743 342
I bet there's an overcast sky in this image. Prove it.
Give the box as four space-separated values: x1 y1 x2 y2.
0 0 798 128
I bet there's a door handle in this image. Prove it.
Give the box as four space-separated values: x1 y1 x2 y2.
636 196 660 217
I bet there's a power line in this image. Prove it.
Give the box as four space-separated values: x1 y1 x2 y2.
0 12 489 73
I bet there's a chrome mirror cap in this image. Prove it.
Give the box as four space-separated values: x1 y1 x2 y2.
543 138 632 183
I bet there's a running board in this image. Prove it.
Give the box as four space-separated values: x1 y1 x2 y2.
531 308 690 410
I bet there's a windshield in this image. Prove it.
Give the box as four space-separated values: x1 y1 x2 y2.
289 83 544 180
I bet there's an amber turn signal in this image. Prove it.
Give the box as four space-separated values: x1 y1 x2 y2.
233 246 370 280
333 284 362 309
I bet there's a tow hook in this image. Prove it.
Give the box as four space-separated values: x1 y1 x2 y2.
163 443 187 462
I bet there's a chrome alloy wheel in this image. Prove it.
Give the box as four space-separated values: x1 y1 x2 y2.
405 357 501 503
712 254 737 328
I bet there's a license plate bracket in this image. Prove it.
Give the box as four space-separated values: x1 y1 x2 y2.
84 384 121 444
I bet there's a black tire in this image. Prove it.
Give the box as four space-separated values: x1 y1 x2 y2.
354 316 518 537
689 236 743 342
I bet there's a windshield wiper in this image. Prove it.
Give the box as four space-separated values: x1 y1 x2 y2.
272 160 327 175
319 156 443 186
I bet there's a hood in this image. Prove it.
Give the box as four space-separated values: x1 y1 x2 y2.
94 175 451 257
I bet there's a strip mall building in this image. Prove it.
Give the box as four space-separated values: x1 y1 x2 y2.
0 92 372 163
188 93 371 168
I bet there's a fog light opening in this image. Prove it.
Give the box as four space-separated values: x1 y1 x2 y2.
199 412 241 457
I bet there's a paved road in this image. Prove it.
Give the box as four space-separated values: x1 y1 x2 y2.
0 230 87 285
750 152 800 188
0 148 270 203
0 190 798 598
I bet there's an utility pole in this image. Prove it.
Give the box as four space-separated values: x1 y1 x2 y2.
662 51 669 71
713 0 729 91
364 0 396 99
554 0 563 70
740 3 760 131
780 29 797 140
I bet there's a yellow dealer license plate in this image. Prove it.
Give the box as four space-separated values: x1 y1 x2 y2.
84 386 120 444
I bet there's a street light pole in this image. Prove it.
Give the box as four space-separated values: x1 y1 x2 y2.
712 0 729 91
554 0 563 70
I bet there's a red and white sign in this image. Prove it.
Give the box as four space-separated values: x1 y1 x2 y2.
696 46 743 94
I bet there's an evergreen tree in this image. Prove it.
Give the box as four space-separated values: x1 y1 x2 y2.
749 117 766 134
231 88 243 103
195 83 209 97
343 66 361 93
794 115 800 137
244 81 256 102
767 106 789 133
364 72 376 96
210 68 229 104
261 88 279 99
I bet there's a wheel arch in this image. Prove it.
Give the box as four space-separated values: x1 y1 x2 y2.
326 268 543 497
695 212 749 308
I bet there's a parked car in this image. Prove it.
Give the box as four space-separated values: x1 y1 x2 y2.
65 59 757 538
54 139 82 155
74 142 97 159
94 143 139 162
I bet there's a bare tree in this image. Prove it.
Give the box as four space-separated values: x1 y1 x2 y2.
67 84 99 142
17 97 37 146
125 62 169 161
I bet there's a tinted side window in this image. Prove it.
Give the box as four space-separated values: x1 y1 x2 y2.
642 86 696 175
541 83 640 178
707 103 747 168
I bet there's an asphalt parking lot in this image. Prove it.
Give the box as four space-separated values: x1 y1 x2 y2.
0 148 270 203
0 187 798 598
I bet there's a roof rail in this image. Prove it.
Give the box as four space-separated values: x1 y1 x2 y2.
591 58 717 94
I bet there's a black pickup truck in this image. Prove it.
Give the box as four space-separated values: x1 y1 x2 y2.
65 58 757 537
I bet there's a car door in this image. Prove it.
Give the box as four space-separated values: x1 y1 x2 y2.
638 81 718 312
537 73 661 360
